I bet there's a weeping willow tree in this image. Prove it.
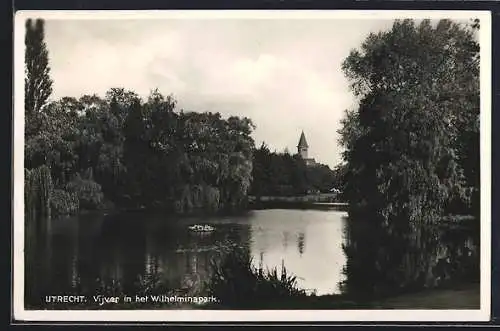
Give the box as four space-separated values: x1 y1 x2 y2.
174 184 221 214
25 165 53 224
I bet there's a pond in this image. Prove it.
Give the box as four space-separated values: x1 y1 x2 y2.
24 207 479 309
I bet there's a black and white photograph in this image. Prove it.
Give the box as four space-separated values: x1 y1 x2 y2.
13 10 491 322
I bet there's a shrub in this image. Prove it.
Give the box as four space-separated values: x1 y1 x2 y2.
206 248 307 308
66 173 104 210
50 189 79 217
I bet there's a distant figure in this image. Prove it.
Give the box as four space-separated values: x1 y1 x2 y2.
297 131 316 166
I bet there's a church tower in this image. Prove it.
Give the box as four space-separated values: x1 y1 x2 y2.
297 131 309 159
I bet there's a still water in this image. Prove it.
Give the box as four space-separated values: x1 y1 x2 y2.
25 208 348 307
25 207 479 309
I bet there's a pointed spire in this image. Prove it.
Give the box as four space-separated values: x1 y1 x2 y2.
298 131 308 148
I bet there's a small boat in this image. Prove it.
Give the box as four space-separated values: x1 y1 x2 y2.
188 224 215 232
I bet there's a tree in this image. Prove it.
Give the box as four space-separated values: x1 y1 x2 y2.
339 19 480 295
250 143 272 196
123 98 149 203
341 19 479 217
250 145 337 197
24 85 259 215
25 19 53 120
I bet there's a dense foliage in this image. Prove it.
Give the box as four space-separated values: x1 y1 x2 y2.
250 143 340 196
339 19 480 297
49 189 79 217
341 19 479 217
25 88 256 215
65 171 104 210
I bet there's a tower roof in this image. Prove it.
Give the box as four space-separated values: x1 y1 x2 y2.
298 131 308 148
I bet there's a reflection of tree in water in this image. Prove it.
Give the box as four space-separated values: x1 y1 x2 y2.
25 216 48 307
145 222 253 296
283 231 289 250
25 216 78 308
340 215 479 301
297 232 305 256
25 212 255 308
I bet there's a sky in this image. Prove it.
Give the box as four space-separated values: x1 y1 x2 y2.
41 17 398 169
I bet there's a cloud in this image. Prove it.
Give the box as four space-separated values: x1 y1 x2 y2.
43 18 395 168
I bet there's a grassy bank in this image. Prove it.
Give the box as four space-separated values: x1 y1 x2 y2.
370 283 480 309
201 282 480 310
200 246 479 310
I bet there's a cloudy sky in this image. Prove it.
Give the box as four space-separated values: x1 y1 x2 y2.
42 17 397 168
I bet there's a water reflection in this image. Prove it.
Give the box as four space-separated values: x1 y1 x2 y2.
25 209 347 308
341 215 480 301
24 208 478 309
247 210 347 295
297 232 305 256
